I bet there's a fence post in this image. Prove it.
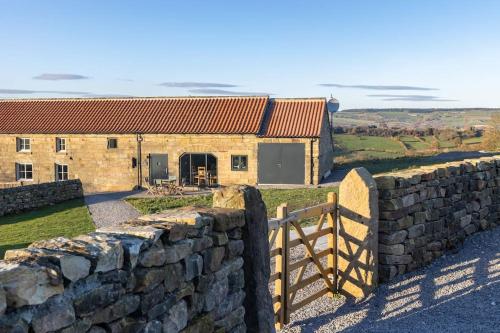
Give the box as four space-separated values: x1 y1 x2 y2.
275 203 290 330
327 192 338 297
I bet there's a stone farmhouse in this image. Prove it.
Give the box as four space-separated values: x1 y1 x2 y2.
0 96 334 192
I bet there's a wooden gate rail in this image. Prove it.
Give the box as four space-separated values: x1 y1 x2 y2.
268 192 338 330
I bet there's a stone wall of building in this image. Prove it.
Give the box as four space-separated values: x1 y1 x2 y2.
0 207 247 333
374 156 500 282
0 133 327 193
317 112 335 182
0 180 83 216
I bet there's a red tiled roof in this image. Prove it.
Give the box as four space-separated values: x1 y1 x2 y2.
260 98 326 137
0 96 327 137
0 96 269 134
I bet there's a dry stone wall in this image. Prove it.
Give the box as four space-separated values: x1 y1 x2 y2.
0 207 247 333
0 180 83 216
375 156 500 282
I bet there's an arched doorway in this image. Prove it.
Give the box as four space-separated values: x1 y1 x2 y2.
179 153 217 186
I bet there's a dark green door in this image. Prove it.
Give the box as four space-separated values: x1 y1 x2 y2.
258 143 305 184
149 154 168 183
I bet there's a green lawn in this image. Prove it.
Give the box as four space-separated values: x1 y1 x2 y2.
333 134 406 162
0 199 95 258
437 140 456 148
399 135 430 150
127 187 338 220
422 136 436 144
463 137 483 145
334 134 404 153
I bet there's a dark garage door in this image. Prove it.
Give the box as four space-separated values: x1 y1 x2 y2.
258 143 305 184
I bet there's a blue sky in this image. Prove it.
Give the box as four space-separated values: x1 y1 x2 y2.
1 0 499 109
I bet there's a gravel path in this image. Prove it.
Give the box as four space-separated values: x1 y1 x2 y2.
84 191 141 228
279 226 500 333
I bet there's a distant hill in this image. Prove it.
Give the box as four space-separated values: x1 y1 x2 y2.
332 108 498 129
341 108 500 113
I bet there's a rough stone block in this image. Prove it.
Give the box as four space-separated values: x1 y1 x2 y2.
134 267 166 293
379 230 408 245
185 254 204 281
0 261 63 308
140 284 165 314
73 283 125 316
379 254 413 265
407 224 425 239
379 243 405 255
89 294 140 324
226 240 244 259
374 176 396 190
164 240 193 264
164 262 185 292
31 295 76 333
211 232 229 246
202 247 225 274
379 265 397 282
214 306 245 331
139 241 167 267
3 248 91 282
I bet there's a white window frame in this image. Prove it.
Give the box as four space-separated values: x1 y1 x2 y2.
56 137 67 152
55 164 69 181
17 137 31 152
16 163 33 181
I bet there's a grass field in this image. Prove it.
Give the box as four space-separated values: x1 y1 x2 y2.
334 134 403 152
333 133 488 168
128 187 338 221
0 199 95 258
463 137 483 145
332 133 492 174
336 155 466 175
333 134 405 162
399 135 430 150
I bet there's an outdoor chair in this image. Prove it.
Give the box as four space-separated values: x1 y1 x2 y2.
194 167 207 187
161 176 184 196
144 177 160 196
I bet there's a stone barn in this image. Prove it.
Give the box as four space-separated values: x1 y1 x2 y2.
0 96 334 192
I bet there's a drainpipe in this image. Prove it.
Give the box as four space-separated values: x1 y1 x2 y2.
310 138 317 185
136 134 143 189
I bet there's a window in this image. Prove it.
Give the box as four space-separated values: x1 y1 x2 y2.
55 164 69 181
16 138 31 152
231 155 248 171
16 163 33 181
56 137 67 152
107 138 118 149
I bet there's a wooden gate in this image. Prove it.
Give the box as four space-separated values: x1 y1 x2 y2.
268 192 338 330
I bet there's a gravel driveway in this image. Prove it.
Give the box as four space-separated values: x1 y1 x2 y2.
279 226 500 333
84 191 141 228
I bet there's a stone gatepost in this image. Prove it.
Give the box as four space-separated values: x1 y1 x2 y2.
338 167 379 298
213 185 275 333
